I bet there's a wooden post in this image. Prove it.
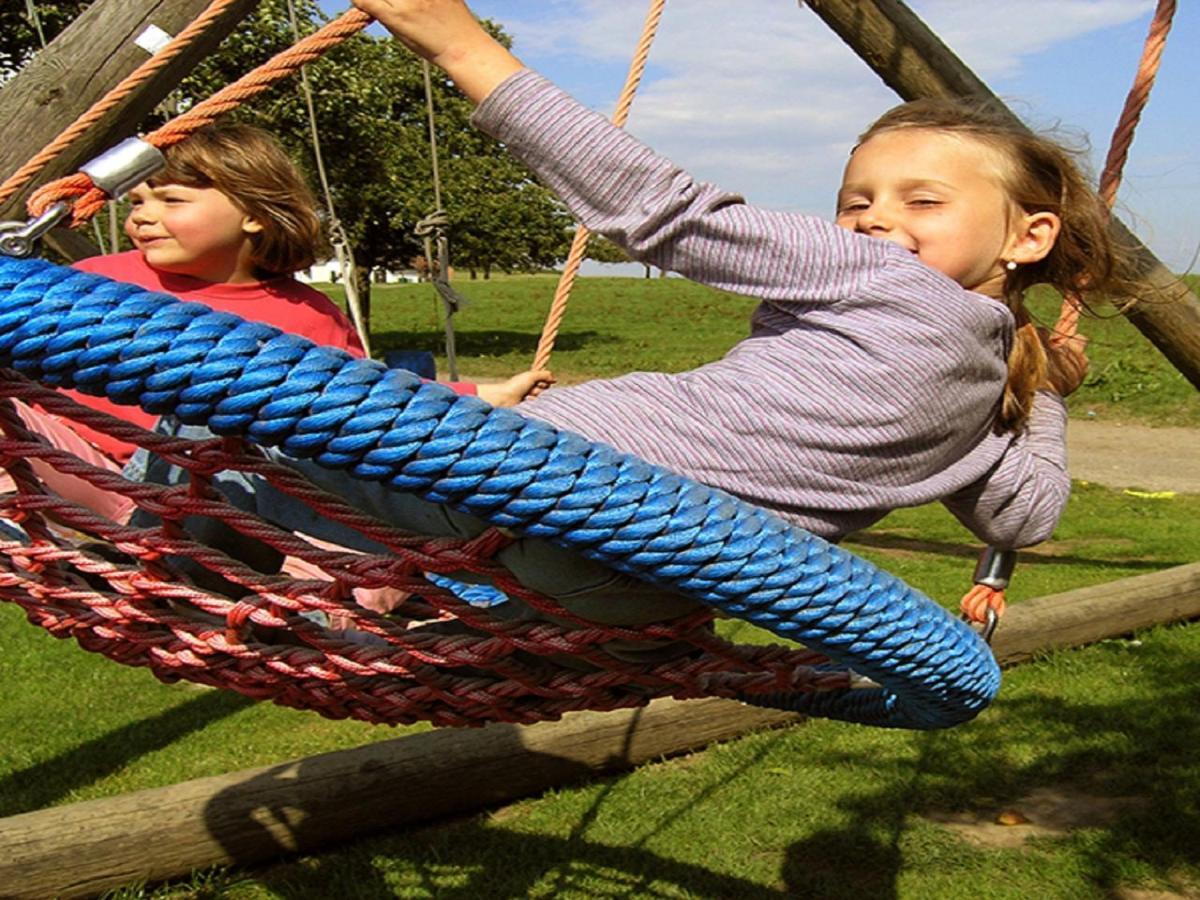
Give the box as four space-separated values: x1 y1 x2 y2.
803 0 1200 390
2 561 1199 899
0 0 261 257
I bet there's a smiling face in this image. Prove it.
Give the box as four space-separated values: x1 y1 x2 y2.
836 127 1039 299
124 182 263 284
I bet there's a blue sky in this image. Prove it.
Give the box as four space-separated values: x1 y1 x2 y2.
328 1 1198 274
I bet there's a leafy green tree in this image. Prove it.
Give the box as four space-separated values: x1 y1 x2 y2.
172 5 572 300
0 1 91 78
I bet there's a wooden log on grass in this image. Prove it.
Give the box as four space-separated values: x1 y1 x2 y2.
802 0 1200 391
990 561 1200 665
0 697 801 899
2 561 1200 899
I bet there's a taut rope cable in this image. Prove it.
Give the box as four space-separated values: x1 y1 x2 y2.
285 0 373 357
420 57 461 382
532 0 667 372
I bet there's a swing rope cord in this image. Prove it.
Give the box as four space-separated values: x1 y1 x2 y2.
532 0 667 372
961 0 1176 624
284 0 373 358
417 58 465 382
1052 0 1175 344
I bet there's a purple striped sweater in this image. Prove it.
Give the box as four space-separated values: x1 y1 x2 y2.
473 71 1069 548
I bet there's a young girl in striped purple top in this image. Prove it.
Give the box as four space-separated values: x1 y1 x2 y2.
224 0 1135 637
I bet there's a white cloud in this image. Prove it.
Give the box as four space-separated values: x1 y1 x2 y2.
915 0 1155 76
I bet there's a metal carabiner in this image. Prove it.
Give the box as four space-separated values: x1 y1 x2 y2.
962 606 1000 646
0 202 71 258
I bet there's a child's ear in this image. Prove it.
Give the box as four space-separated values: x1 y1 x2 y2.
241 215 265 235
1009 210 1061 265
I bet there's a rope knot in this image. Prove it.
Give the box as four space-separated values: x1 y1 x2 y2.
413 209 450 237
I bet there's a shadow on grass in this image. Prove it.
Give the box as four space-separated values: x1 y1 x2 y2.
198 720 795 898
847 530 1183 573
185 627 1200 899
0 688 253 818
371 328 618 360
779 633 1200 898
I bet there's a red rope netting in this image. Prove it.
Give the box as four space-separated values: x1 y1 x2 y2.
0 373 841 726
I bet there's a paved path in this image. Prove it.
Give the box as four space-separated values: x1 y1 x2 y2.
1068 420 1199 493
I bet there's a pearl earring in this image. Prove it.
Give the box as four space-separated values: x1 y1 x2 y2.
1005 260 1018 272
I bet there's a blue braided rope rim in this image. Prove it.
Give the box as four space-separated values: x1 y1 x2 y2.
0 256 1000 729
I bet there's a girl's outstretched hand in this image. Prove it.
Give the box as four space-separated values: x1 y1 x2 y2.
476 370 555 407
349 0 523 103
349 0 478 61
1042 328 1089 397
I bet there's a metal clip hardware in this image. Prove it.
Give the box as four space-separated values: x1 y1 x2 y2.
978 606 999 645
79 137 166 200
972 546 1017 590
0 202 71 258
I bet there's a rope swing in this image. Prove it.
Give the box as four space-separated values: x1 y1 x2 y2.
0 0 1006 731
0 254 1000 729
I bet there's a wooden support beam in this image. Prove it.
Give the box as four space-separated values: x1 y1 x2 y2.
0 698 801 899
803 0 1200 391
2 561 1199 899
0 0 261 235
990 561 1200 665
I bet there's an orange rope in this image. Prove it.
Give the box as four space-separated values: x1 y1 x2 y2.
532 0 667 371
1052 0 1175 346
1098 0 1175 211
25 9 373 227
0 0 243 211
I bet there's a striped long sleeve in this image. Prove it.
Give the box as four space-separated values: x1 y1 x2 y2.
472 71 1069 547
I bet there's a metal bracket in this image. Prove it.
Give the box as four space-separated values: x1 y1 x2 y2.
0 202 71 258
972 546 1017 590
79 137 166 200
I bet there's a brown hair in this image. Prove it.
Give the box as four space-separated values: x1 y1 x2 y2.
148 123 324 277
858 97 1137 433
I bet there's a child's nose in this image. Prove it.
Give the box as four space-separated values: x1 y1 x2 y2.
857 204 892 233
127 204 155 225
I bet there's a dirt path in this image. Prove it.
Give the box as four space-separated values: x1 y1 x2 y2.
1067 420 1199 493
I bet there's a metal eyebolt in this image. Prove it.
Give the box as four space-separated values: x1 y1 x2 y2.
0 202 71 258
980 606 999 645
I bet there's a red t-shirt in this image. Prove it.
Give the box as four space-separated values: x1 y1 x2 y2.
64 251 368 463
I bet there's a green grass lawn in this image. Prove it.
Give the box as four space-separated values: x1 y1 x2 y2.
3 273 1199 898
